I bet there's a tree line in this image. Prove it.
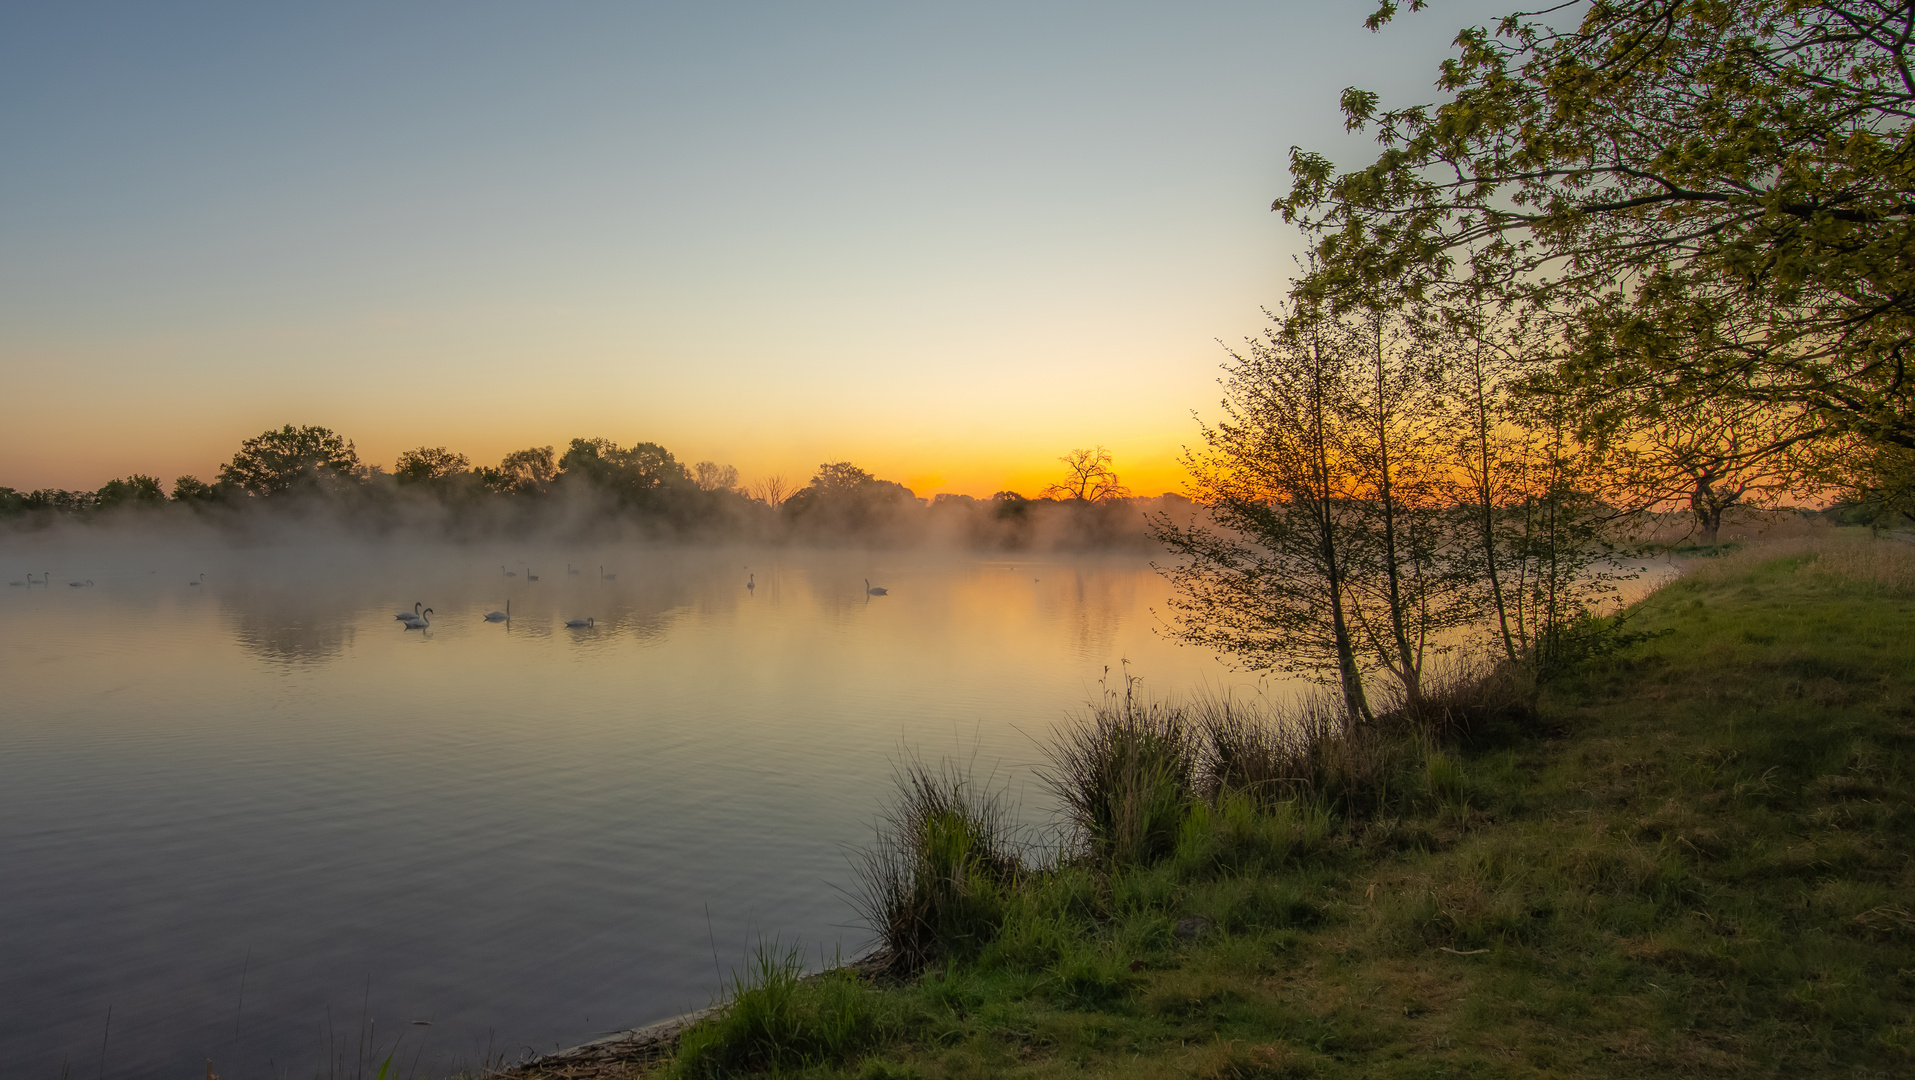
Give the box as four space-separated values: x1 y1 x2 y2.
0 426 1164 549
1154 0 1909 713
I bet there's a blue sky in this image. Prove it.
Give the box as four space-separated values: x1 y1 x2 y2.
0 1 1511 495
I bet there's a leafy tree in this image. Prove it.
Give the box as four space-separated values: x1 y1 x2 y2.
1338 310 1474 703
394 446 471 485
95 475 166 508
1154 300 1379 720
558 438 690 503
1586 394 1820 544
1042 447 1133 504
170 475 215 501
1830 439 1915 529
692 461 740 492
484 446 557 495
1282 0 1915 453
783 462 918 534
217 424 362 497
22 489 95 512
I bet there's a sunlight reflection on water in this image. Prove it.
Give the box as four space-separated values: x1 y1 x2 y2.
0 538 1270 1078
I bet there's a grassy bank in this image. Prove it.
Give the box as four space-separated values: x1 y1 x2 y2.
543 533 1915 1079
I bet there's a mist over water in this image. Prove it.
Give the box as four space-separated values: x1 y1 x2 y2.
0 525 1268 1078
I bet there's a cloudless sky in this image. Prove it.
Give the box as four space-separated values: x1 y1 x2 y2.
0 1 1510 496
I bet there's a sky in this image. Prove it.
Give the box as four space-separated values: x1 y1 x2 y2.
0 1 1511 498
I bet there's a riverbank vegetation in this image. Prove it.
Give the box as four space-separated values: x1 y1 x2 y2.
532 530 1913 1079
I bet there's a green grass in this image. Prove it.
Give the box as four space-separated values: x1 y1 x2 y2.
568 534 1915 1079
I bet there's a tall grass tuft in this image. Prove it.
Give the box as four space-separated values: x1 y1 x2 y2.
1380 660 1538 745
671 943 891 1077
1191 692 1348 806
1042 682 1200 868
851 759 1023 972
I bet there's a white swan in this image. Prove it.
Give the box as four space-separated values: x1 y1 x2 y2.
396 601 423 621
525 568 539 582
501 565 517 577
567 563 580 575
69 579 94 587
7 574 25 587
865 578 887 596
188 573 204 586
747 573 755 590
484 600 510 622
563 616 594 628
600 566 616 580
402 607 433 629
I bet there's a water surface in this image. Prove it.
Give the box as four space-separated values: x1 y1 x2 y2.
0 535 1261 1078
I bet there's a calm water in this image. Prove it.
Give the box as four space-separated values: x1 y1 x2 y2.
0 532 1264 1078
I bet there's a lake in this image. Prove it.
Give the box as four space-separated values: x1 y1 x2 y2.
0 531 1270 1078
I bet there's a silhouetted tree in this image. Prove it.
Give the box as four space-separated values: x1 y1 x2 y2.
1153 299 1377 720
783 461 918 536
1043 447 1132 504
394 446 472 485
1586 395 1819 544
170 476 214 501
558 438 691 505
218 424 362 497
692 461 740 492
22 489 96 512
749 474 790 509
483 446 557 496
95 475 166 508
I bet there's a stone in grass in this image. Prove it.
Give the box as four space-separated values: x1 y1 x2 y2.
1174 916 1215 940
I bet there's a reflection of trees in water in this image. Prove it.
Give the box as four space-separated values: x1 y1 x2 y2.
585 573 701 645
1032 567 1136 662
223 589 356 665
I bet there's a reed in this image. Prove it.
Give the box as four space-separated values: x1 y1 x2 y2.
1040 683 1201 868
670 943 893 1078
849 759 1024 971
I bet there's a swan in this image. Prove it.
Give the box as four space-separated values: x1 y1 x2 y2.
484 599 510 622
563 616 594 628
396 602 424 621
747 573 755 591
402 607 433 629
600 566 616 580
526 568 539 582
501 566 517 577
7 574 26 587
865 578 887 596
188 573 204 586
69 579 94 587
567 563 580 575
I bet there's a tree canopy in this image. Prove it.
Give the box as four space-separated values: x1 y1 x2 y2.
217 424 362 496
394 446 471 485
1282 0 1915 450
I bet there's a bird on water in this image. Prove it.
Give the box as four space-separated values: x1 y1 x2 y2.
484 600 510 622
564 616 594 628
865 578 887 596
